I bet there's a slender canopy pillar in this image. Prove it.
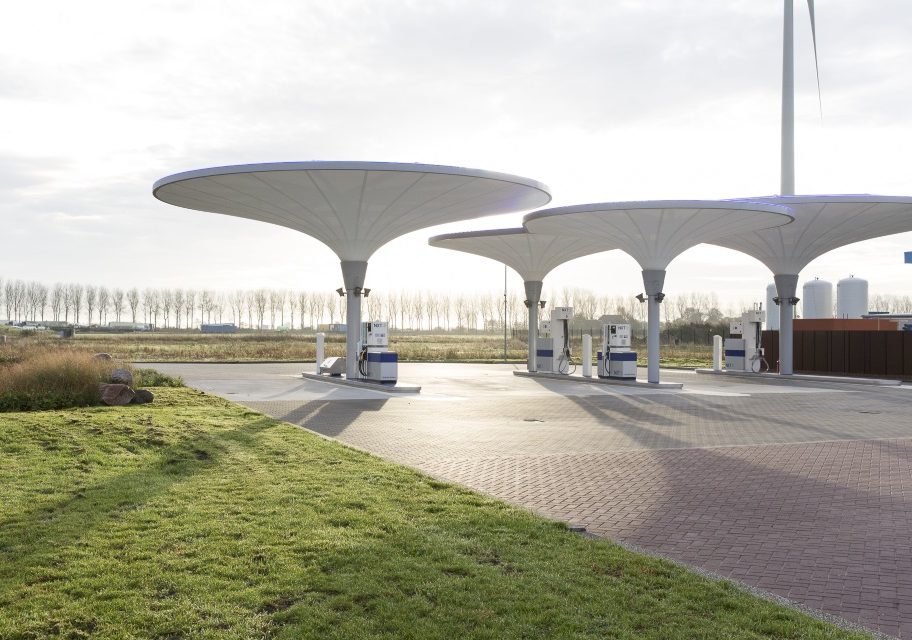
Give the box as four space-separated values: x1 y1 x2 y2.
642 269 666 384
341 260 367 379
773 273 798 375
524 280 543 372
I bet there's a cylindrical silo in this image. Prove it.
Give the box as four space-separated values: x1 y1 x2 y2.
765 283 779 330
836 276 868 319
802 278 833 319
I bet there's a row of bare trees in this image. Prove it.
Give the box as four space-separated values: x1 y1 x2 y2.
4 275 911 331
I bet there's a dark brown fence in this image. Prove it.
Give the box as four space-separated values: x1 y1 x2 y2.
762 330 912 378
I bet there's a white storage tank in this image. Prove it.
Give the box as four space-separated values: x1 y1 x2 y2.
802 278 833 319
836 276 869 319
765 283 780 330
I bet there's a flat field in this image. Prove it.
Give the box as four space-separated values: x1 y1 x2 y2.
0 387 863 639
62 330 715 367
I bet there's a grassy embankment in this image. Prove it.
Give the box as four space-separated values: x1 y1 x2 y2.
0 387 865 639
67 330 714 367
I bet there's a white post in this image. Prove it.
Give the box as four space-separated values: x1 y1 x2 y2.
781 0 795 195
713 334 722 371
582 334 592 377
316 332 325 374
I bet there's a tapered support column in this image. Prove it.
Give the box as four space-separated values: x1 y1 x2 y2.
774 273 799 375
341 260 367 380
781 0 795 195
642 269 666 384
524 280 543 372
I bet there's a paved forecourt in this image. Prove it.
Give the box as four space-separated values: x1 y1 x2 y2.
150 362 912 638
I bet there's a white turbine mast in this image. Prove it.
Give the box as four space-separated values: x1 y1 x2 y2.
781 0 822 196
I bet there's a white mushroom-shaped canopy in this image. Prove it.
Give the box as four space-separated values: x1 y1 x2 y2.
523 200 794 270
428 228 612 282
153 161 552 261
712 195 912 274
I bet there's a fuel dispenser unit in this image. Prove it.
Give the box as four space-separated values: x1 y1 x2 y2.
725 308 768 373
597 323 637 379
357 321 398 384
537 307 573 374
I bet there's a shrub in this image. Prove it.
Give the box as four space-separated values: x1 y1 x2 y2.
0 350 113 412
132 368 183 387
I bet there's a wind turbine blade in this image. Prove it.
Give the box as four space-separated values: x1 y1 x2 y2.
807 0 823 117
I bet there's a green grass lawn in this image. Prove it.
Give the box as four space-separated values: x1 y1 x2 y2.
0 388 864 639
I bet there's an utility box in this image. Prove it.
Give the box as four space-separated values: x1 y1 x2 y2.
320 357 345 376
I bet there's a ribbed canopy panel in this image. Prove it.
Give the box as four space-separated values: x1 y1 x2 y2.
428 228 611 282
523 200 793 270
713 195 912 275
154 162 551 261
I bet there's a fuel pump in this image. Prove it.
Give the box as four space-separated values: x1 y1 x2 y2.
357 321 398 383
597 323 637 379
725 306 768 373
536 307 573 374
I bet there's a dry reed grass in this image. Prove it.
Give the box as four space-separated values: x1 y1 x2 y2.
0 349 114 412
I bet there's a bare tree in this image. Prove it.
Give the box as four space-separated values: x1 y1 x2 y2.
68 283 83 324
97 286 109 325
161 288 174 328
296 290 308 329
112 288 125 322
268 290 281 329
184 289 196 328
49 283 64 322
197 290 211 326
444 294 454 330
85 285 97 326
173 289 185 329
127 288 140 323
252 289 268 329
411 291 424 331
244 291 255 329
230 290 245 327
386 293 399 330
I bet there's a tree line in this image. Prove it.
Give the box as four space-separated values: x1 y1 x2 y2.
3 276 910 331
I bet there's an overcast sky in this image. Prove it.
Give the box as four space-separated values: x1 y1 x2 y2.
2 0 911 310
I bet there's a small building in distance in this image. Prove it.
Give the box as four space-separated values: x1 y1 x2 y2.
317 323 347 333
200 323 238 334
